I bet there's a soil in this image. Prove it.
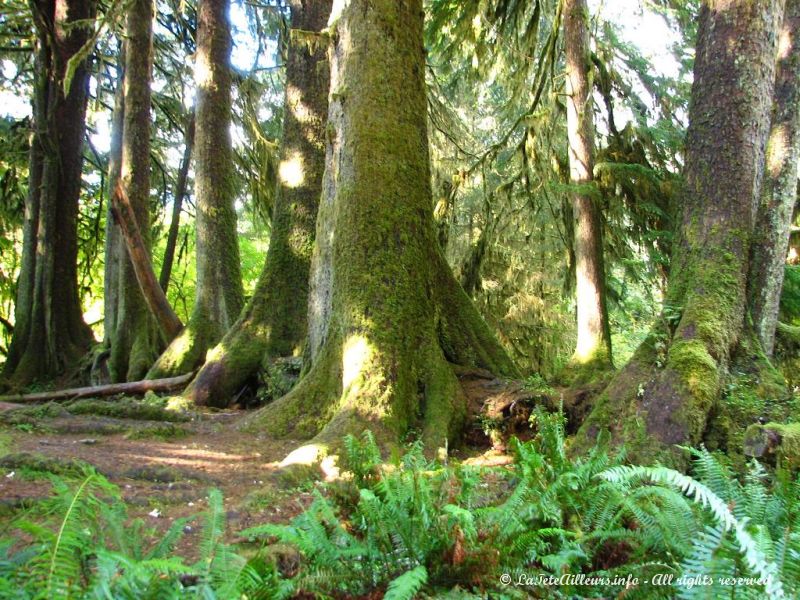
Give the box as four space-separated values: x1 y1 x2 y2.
0 372 529 560
0 407 318 559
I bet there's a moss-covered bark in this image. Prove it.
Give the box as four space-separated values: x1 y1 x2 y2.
147 0 243 379
183 0 332 405
243 0 517 461
561 0 612 381
3 0 96 386
574 0 780 463
749 0 800 356
744 422 800 467
108 0 158 382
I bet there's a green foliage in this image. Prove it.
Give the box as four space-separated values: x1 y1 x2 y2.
0 468 283 599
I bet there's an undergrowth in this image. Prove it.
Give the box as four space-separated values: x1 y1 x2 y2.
0 409 797 598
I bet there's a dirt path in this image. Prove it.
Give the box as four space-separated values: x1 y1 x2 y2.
0 408 317 557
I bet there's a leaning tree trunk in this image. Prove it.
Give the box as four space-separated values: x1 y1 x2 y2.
146 0 243 379
4 0 96 386
159 111 195 293
748 0 800 356
183 0 332 405
562 0 612 382
575 0 780 463
108 0 158 382
244 0 518 463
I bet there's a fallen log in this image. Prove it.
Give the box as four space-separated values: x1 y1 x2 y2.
0 371 194 405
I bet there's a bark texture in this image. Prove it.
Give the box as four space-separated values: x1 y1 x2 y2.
244 0 517 460
109 0 158 382
147 0 243 379
563 0 612 377
3 0 96 385
575 0 780 462
749 0 800 356
184 0 332 405
103 43 125 346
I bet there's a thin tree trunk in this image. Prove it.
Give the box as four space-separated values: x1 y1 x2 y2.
147 0 243 379
109 0 158 382
159 111 195 292
184 0 332 405
5 0 96 386
749 0 800 356
103 41 125 346
563 0 612 379
575 0 780 463
3 28 46 377
244 0 517 461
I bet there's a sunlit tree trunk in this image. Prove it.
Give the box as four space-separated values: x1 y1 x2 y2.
147 0 243 378
109 0 158 382
184 0 332 405
749 0 800 356
562 0 612 380
103 41 125 347
3 0 96 386
575 0 780 462
245 0 517 460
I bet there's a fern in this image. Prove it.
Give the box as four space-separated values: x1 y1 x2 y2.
384 565 428 600
600 461 786 598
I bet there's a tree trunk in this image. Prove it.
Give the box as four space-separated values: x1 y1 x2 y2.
146 0 243 379
562 0 612 381
3 30 46 378
184 0 332 405
103 41 125 346
575 0 780 463
111 183 183 340
4 0 96 386
159 111 195 293
108 0 158 382
244 0 518 462
749 0 800 356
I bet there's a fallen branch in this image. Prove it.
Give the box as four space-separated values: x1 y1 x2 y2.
0 372 194 404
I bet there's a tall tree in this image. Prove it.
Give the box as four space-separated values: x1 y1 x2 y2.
245 0 517 460
108 0 157 382
184 0 332 405
575 0 781 461
562 0 612 379
103 40 125 348
749 0 800 356
147 0 243 378
3 0 96 385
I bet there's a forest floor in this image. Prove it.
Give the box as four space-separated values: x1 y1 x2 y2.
0 406 322 559
0 370 532 559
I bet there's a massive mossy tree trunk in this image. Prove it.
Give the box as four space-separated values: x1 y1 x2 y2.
575 0 780 462
562 0 612 380
749 0 800 357
184 0 332 405
245 0 517 461
3 0 96 386
108 0 158 382
147 0 243 379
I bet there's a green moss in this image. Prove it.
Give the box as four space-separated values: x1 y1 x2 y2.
744 422 800 467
